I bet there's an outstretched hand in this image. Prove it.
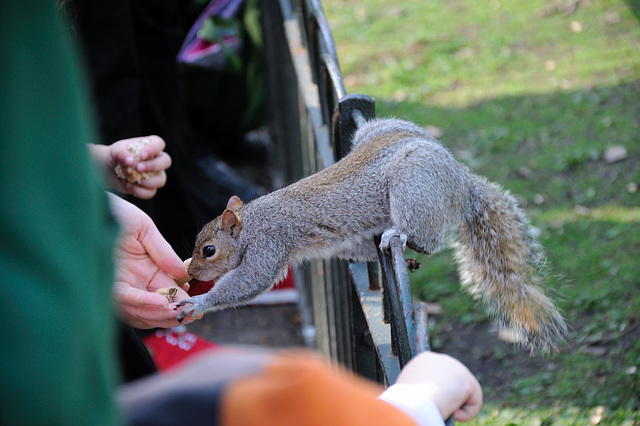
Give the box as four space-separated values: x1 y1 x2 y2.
108 193 198 328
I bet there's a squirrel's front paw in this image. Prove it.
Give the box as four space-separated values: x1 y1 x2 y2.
379 229 408 253
175 297 204 323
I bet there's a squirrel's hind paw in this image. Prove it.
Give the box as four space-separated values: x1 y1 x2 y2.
379 228 408 253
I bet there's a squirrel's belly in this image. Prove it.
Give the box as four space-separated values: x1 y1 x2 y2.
295 225 388 263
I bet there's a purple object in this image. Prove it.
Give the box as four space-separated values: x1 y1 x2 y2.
177 0 244 69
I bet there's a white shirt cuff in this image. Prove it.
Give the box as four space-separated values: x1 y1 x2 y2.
378 383 445 426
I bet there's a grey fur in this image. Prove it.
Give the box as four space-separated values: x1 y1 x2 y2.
176 118 567 352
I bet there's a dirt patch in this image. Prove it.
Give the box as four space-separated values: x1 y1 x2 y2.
434 321 550 397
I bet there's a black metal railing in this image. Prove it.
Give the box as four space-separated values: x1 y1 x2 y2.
260 0 438 393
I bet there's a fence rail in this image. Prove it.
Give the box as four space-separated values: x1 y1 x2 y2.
261 0 437 390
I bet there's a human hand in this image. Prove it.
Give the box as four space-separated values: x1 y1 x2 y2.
395 351 483 422
89 136 171 199
108 193 199 328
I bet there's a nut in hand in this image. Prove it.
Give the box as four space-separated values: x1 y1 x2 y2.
155 287 178 303
114 138 157 183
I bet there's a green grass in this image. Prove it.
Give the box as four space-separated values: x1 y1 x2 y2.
322 0 640 423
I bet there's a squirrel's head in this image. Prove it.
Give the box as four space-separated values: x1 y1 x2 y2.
188 196 244 281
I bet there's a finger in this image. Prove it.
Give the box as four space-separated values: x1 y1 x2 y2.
127 175 166 199
137 152 172 174
454 403 480 423
119 305 190 329
140 225 188 279
117 290 193 329
109 144 134 165
454 378 483 422
114 281 170 308
135 171 167 190
138 135 166 161
112 135 165 166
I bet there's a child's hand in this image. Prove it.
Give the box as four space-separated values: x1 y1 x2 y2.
393 351 483 422
89 135 172 199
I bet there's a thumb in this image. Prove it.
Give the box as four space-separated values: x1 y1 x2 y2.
140 223 188 279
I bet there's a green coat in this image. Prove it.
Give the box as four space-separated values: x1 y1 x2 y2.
0 1 121 424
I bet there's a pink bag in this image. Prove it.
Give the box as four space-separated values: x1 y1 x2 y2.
177 0 245 69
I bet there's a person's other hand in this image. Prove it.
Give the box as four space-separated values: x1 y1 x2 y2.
395 351 483 422
108 193 198 328
89 135 171 199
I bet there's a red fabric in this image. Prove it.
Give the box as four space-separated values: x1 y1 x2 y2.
187 279 215 296
186 265 295 297
143 328 223 371
275 266 295 289
147 266 296 372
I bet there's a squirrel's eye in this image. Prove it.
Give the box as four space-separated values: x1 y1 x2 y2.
202 245 216 258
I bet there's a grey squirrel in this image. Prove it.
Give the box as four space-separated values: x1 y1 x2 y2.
176 118 567 351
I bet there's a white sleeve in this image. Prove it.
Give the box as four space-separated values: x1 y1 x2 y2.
378 383 445 426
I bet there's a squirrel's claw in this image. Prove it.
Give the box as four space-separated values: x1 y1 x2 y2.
174 298 193 309
379 228 408 253
175 298 195 323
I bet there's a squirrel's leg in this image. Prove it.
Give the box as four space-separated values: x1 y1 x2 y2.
176 250 289 321
380 189 445 256
382 149 464 256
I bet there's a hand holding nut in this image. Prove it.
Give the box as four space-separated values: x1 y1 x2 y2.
114 138 157 183
140 259 192 306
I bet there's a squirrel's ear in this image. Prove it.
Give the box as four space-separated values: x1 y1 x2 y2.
226 195 244 211
221 209 243 237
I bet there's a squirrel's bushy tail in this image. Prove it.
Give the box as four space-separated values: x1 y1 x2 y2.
453 174 567 353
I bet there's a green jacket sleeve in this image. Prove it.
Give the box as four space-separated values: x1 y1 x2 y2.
0 1 121 424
